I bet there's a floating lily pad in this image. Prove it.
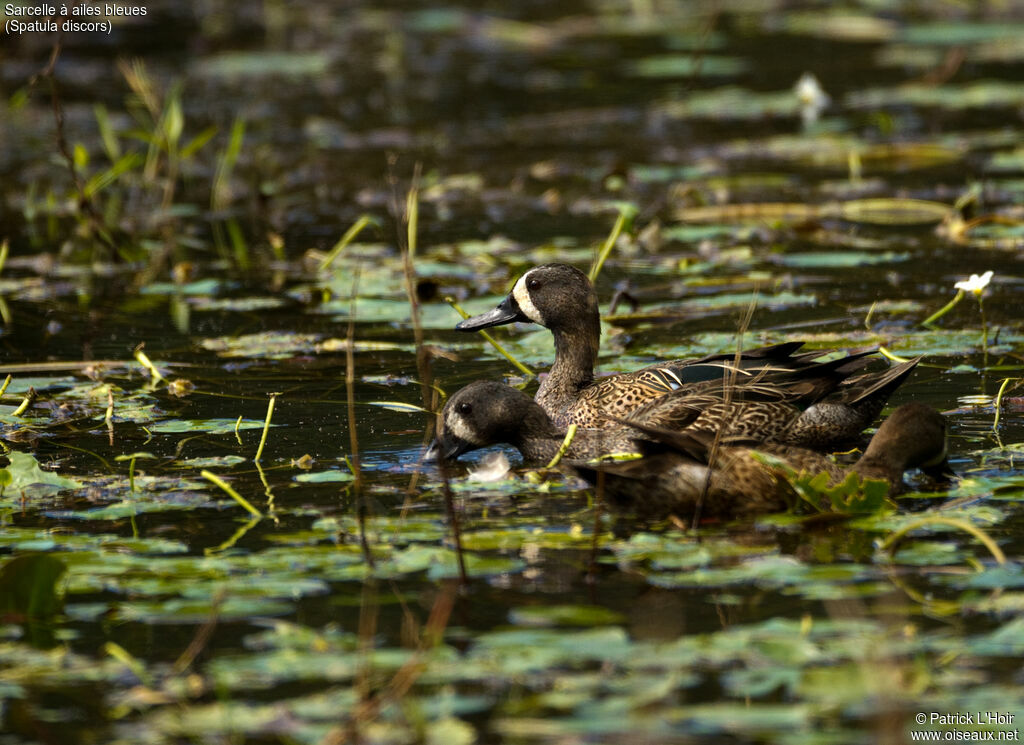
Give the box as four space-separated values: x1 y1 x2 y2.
189 296 288 312
140 278 227 296
148 418 269 434
195 51 331 79
176 455 248 468
661 86 799 120
1 451 80 495
847 82 1024 111
199 332 321 359
774 250 909 268
49 491 216 520
327 295 503 329
293 470 354 483
509 604 626 627
0 376 77 394
784 12 897 41
902 22 1024 45
116 596 295 624
626 55 748 78
888 329 1024 357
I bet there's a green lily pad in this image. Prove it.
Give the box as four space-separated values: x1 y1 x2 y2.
509 604 626 627
195 51 331 79
3 451 80 494
626 54 748 78
293 470 355 483
775 250 909 268
176 455 248 468
189 296 288 312
148 418 268 434
116 596 295 624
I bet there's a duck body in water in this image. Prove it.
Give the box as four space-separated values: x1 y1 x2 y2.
427 381 951 520
431 354 871 463
569 402 952 520
456 263 918 447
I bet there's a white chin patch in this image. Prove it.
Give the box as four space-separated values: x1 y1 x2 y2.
447 411 484 446
512 271 544 325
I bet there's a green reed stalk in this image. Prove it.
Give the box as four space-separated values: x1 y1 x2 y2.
201 470 262 518
253 394 277 462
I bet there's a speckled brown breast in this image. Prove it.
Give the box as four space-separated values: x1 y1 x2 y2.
559 366 695 428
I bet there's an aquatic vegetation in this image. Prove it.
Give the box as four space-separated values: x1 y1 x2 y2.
12 57 246 270
955 271 995 296
922 270 997 364
794 72 830 128
2 2 1024 744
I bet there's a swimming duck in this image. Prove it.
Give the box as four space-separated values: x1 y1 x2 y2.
570 402 952 520
602 353 923 449
428 355 872 464
456 263 918 446
427 380 645 464
427 383 950 520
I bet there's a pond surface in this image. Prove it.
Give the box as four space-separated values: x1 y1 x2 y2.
2 1 1024 743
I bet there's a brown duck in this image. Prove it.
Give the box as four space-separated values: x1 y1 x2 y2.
571 402 952 520
456 263 919 448
427 382 951 519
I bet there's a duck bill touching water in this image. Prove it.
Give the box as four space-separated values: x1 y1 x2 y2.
456 263 920 448
426 381 649 464
426 381 953 521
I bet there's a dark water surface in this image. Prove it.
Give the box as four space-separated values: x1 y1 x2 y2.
2 1 1024 743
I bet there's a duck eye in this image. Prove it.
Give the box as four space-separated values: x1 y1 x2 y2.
527 277 541 290
457 401 472 415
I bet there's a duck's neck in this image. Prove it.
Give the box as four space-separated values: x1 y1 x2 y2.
535 314 600 424
513 408 567 464
851 451 902 489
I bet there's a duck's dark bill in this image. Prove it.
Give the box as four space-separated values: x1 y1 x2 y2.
425 434 473 461
455 294 526 331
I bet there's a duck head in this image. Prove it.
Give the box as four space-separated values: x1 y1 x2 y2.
426 381 555 462
455 264 598 332
859 402 956 482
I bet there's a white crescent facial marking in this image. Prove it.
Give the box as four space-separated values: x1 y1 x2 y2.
447 410 484 446
512 270 544 325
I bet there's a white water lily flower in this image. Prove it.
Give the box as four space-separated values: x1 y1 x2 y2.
794 72 830 126
954 270 994 296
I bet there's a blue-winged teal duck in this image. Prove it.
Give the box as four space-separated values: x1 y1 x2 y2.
571 402 952 520
429 356 876 464
427 382 951 520
426 379 828 464
456 263 919 447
